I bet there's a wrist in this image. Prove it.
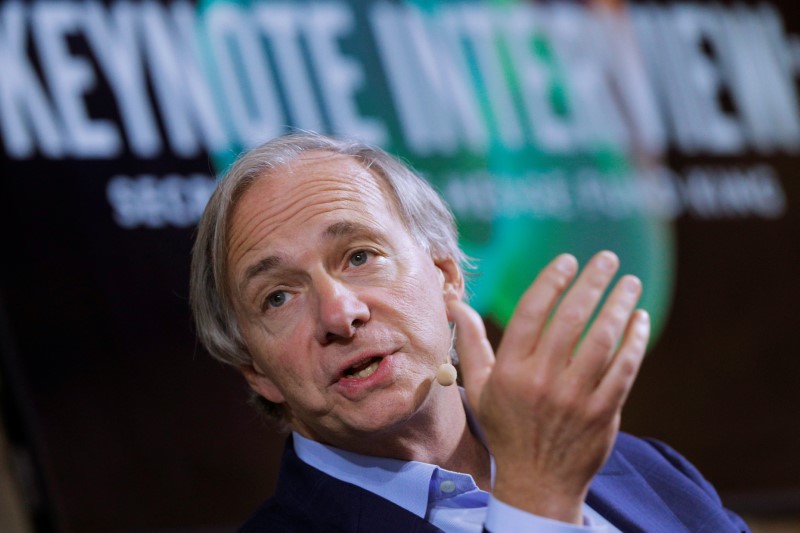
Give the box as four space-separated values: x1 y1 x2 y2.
492 475 586 525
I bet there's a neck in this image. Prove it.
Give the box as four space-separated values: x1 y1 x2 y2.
436 409 492 491
294 385 492 490
355 386 493 491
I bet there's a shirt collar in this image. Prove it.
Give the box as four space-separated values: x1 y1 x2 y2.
292 388 493 519
293 431 436 518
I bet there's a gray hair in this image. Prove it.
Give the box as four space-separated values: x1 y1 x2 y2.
190 132 468 418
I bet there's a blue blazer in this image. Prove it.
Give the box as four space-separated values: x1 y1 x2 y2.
240 433 750 532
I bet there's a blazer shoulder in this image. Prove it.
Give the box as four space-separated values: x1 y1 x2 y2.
608 432 751 533
614 432 716 495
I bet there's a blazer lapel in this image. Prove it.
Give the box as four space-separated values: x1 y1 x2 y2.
354 488 442 533
279 436 442 532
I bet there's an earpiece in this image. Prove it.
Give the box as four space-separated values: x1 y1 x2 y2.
437 267 446 290
439 267 458 305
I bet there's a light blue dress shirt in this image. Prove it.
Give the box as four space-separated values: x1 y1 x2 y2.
294 432 621 532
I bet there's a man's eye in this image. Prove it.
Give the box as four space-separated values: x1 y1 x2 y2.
266 291 287 308
349 250 370 267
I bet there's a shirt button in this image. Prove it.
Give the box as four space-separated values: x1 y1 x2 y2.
440 480 456 494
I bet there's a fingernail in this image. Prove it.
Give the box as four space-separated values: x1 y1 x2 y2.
621 276 641 294
554 254 576 273
596 251 618 271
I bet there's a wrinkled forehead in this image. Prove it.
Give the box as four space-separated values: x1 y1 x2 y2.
251 150 399 211
225 151 407 263
236 151 402 226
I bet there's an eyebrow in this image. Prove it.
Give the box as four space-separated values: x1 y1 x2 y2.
239 221 379 292
324 221 374 239
241 255 283 292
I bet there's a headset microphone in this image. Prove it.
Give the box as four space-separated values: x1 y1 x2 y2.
436 324 458 386
436 362 457 386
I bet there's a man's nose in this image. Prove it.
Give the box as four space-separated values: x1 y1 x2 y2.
313 275 370 344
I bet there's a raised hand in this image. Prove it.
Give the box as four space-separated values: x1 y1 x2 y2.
447 251 650 524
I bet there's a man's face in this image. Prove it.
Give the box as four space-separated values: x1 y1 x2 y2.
227 152 461 448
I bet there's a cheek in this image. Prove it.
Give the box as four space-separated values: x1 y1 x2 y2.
389 276 450 344
253 349 323 409
244 322 316 386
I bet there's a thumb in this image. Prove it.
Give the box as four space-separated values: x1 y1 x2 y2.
447 299 495 411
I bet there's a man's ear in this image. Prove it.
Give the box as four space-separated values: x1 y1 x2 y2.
240 362 286 404
434 256 465 301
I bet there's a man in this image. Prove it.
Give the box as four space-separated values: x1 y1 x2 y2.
190 132 749 532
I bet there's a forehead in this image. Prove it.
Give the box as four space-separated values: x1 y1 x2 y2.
226 151 403 268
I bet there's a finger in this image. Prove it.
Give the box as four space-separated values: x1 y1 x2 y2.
496 254 578 362
536 251 619 369
594 309 650 411
569 275 642 384
447 299 495 409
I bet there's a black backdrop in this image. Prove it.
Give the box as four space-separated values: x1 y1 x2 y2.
1 0 799 530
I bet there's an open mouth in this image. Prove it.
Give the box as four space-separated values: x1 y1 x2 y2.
342 356 383 380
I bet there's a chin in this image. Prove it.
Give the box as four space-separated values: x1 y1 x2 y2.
354 387 433 435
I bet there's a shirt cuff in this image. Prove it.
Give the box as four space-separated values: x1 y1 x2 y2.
485 495 608 532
